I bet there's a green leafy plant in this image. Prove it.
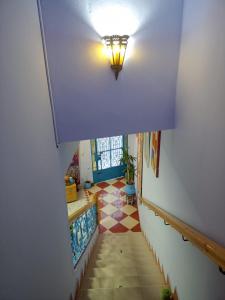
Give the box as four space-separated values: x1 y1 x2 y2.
160 288 172 300
120 149 136 185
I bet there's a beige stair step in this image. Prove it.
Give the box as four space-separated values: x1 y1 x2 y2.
85 265 158 277
93 247 150 257
93 242 151 254
100 233 144 240
86 265 160 277
96 238 147 247
95 241 149 248
94 242 149 249
94 252 154 261
89 253 154 267
101 232 143 236
88 257 156 268
99 237 145 243
100 233 144 238
100 236 144 242
94 240 150 249
100 233 145 239
78 232 169 300
96 246 149 253
79 285 169 300
81 274 165 290
95 250 152 257
94 255 155 263
96 243 149 251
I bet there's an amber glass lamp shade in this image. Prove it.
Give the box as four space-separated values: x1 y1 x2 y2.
102 35 129 80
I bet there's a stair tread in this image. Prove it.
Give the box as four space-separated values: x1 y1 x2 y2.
88 258 156 268
79 286 168 300
81 274 165 290
93 253 154 262
96 243 149 249
92 257 155 262
94 251 152 257
86 257 159 272
86 266 161 277
78 232 167 300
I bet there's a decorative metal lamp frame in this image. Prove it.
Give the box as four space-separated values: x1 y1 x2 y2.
102 35 129 80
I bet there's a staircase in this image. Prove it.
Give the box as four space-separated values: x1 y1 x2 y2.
77 232 169 300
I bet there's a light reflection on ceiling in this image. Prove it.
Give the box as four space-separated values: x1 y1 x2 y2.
75 0 153 36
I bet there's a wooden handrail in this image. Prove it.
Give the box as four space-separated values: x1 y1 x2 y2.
142 197 225 271
68 194 97 225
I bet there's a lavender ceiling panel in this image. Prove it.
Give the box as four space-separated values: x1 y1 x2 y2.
39 0 183 143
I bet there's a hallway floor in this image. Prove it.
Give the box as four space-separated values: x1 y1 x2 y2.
87 178 141 233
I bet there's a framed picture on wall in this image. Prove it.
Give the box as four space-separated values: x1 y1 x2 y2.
151 131 161 178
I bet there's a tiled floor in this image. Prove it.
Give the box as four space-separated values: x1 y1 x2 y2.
87 178 141 233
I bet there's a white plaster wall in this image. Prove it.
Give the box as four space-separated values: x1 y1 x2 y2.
0 1 75 299
79 140 93 185
139 203 225 300
140 1 225 298
128 134 136 157
140 131 225 299
142 0 225 245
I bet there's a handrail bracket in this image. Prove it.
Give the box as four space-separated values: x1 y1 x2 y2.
219 266 225 275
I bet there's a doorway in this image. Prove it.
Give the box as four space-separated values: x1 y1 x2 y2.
91 135 126 183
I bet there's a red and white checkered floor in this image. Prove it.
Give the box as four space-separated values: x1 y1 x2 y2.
87 178 141 233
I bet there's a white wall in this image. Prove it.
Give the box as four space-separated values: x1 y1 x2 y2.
140 132 225 300
140 0 225 299
128 134 136 157
79 140 93 185
0 1 75 299
139 202 225 300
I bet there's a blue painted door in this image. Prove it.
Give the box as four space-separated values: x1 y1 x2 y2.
92 136 125 183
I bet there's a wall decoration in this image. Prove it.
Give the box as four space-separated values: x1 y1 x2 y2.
151 131 161 178
144 132 151 167
67 149 80 186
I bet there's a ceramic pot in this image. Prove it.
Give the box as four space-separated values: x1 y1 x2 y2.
125 183 136 195
84 181 92 189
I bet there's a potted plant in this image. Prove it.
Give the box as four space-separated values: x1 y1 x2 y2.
160 288 172 300
120 149 136 195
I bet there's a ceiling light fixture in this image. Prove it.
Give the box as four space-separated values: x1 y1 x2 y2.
102 35 129 80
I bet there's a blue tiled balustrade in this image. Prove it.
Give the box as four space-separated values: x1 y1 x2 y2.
70 204 97 267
